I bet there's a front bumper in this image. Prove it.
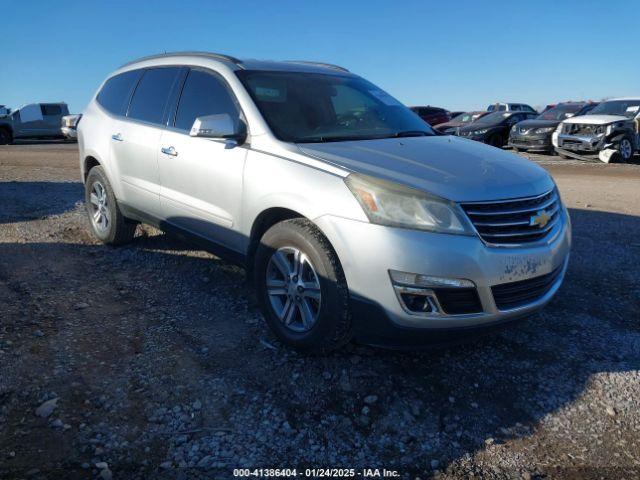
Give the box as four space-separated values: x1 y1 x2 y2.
555 133 605 154
315 211 571 346
61 127 77 139
509 133 552 151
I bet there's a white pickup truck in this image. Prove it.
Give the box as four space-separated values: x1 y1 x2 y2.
0 102 70 144
553 97 640 163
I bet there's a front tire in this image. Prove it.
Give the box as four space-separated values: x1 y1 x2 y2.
0 128 12 145
616 136 634 162
85 166 137 245
254 219 352 353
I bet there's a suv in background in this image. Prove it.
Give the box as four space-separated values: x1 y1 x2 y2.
509 102 598 154
553 98 640 162
410 106 451 126
457 111 538 147
0 105 10 117
0 102 69 144
487 103 537 113
78 52 570 351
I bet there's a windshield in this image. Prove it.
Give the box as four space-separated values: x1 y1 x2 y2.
452 112 480 123
236 70 434 143
537 104 585 121
588 100 640 118
473 111 511 125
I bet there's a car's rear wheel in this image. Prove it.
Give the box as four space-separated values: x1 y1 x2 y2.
254 219 352 353
0 128 12 145
85 166 137 245
488 134 503 148
617 137 634 162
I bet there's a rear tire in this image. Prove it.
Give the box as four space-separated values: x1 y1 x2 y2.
85 166 137 245
0 128 12 145
254 219 352 353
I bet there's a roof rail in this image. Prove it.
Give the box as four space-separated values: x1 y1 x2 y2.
285 61 349 72
119 51 243 69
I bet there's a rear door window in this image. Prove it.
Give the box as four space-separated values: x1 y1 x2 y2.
97 70 143 116
41 104 62 116
174 69 240 131
128 67 181 125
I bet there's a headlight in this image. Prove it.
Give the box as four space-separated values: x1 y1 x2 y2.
511 125 517 132
535 127 555 134
605 122 623 135
472 129 488 135
345 174 475 235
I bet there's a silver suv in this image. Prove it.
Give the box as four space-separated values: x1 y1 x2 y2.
78 52 571 351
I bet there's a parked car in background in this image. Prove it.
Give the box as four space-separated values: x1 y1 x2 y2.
434 111 489 134
61 114 82 140
457 111 537 147
553 97 640 162
78 52 570 351
0 102 69 144
447 111 464 119
410 106 451 126
0 105 10 117
487 103 537 113
509 102 598 154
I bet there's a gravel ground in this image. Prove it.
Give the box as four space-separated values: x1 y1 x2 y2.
0 143 639 479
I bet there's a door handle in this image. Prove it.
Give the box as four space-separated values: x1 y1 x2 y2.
161 146 178 156
111 133 123 142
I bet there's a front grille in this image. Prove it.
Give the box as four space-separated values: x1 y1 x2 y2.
460 189 562 245
491 266 563 310
433 288 482 315
563 123 604 136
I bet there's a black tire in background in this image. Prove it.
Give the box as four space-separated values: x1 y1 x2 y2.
488 134 503 148
254 219 352 353
0 128 12 145
85 166 137 245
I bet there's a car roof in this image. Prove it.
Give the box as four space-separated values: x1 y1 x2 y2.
606 97 640 101
119 51 352 75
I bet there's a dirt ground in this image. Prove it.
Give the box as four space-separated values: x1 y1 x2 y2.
0 142 639 480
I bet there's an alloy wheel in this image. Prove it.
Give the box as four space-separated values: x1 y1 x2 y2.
89 181 110 232
265 246 322 333
619 139 633 160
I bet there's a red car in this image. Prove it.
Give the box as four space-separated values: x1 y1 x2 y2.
409 106 451 126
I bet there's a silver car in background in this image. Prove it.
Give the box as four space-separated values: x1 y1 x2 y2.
77 52 571 351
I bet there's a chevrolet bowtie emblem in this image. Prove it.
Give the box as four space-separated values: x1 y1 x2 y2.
530 210 551 228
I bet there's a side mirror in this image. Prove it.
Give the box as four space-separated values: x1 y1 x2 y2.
190 114 246 144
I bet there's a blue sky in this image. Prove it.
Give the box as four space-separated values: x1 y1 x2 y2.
2 0 639 113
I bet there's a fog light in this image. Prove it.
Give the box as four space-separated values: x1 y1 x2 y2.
400 292 434 313
389 270 475 288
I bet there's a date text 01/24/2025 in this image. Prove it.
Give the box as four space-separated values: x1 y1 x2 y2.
233 468 401 478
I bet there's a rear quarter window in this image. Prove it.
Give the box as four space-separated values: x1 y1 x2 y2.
96 70 143 116
40 104 63 116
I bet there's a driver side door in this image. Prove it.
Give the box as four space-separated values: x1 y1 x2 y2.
158 68 247 252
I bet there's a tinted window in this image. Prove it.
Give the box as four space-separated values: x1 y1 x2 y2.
174 69 240 131
97 70 142 116
41 104 62 116
128 68 181 125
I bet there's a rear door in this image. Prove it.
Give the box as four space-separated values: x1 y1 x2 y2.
158 67 247 251
111 67 182 218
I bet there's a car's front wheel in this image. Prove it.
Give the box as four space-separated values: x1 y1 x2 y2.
85 166 137 245
254 219 352 353
617 136 634 162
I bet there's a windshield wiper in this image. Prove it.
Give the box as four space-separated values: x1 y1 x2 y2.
393 130 431 137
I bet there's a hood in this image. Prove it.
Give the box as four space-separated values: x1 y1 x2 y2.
297 136 553 202
434 119 464 130
514 119 560 129
562 114 628 125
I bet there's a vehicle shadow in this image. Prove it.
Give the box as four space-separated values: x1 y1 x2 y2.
1 183 639 477
0 181 83 224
